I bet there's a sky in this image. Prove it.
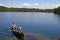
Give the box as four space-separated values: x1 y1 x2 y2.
0 0 60 9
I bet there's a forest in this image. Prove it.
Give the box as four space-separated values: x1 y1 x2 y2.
0 6 53 12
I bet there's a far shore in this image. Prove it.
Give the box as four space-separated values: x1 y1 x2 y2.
0 6 53 13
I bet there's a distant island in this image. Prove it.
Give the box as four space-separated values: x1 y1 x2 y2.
0 6 53 12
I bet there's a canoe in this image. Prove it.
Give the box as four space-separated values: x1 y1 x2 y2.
12 28 24 38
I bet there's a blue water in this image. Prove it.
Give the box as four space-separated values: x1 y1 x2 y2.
0 12 60 40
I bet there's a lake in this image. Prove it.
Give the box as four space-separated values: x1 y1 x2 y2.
0 12 60 40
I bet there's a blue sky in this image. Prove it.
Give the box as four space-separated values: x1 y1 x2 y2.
0 0 60 9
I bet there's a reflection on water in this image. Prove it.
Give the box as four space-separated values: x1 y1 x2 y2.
0 12 60 40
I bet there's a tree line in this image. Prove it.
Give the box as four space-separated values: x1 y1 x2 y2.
0 6 53 12
0 6 60 14
54 6 60 14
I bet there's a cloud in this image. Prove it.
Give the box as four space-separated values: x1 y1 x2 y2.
21 3 31 8
38 4 60 9
0 4 4 6
22 3 30 6
55 4 60 8
20 3 40 9
18 3 60 9
0 3 60 9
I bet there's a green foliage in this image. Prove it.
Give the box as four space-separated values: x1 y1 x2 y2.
0 6 53 12
54 6 60 14
0 6 9 11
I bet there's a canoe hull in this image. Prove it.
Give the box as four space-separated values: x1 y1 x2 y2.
12 28 24 38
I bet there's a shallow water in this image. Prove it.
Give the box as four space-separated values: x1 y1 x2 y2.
0 12 60 40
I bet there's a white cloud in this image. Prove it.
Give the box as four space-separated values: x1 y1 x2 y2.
32 3 40 9
0 3 60 9
55 4 60 8
19 3 60 9
22 3 30 6
38 4 60 9
20 3 40 9
0 4 4 6
21 3 31 8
